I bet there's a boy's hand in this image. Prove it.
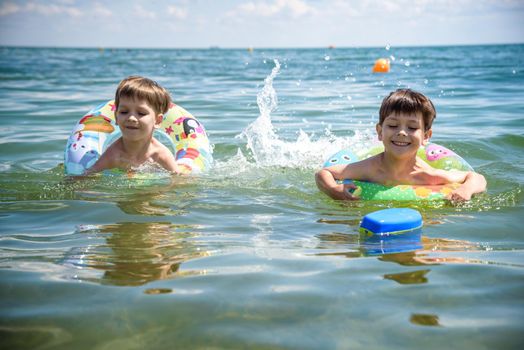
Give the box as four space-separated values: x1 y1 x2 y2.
342 182 360 200
316 170 360 200
447 171 487 204
316 169 360 200
326 182 360 200
325 183 360 201
338 180 360 200
449 187 472 203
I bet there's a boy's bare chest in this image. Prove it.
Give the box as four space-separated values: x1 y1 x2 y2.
370 167 431 186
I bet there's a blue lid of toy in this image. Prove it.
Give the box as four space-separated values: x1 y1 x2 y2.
360 208 423 235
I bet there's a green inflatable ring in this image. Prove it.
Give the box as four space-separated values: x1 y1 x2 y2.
322 143 473 201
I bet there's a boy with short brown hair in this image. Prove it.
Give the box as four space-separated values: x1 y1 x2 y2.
86 76 181 174
316 89 486 202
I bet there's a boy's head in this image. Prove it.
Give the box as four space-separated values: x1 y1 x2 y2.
378 89 436 131
115 76 172 116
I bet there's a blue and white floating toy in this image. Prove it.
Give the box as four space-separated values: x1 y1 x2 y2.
359 208 423 255
359 208 423 236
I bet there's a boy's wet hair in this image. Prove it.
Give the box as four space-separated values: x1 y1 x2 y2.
115 76 172 115
379 89 436 130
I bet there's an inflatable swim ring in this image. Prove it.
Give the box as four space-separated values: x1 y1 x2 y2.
323 143 473 201
64 100 212 176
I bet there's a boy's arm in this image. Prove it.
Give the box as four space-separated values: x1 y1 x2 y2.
449 171 487 202
315 165 359 200
83 142 123 175
433 169 487 201
83 151 114 175
156 148 181 174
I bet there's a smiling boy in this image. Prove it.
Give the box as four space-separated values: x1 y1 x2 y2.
85 76 181 175
315 89 486 201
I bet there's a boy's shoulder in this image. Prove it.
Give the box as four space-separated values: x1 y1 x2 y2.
150 137 176 161
150 137 171 153
335 153 382 181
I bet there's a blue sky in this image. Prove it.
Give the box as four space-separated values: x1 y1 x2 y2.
0 0 523 48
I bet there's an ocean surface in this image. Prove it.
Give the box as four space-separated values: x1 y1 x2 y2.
0 44 523 349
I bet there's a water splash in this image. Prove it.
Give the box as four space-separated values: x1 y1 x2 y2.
236 59 374 170
238 59 281 166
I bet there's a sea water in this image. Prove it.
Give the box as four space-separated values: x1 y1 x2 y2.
0 45 523 349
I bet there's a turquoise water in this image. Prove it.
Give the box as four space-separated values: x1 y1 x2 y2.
1 45 523 349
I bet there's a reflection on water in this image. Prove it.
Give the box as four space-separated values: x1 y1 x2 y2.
361 228 423 256
379 250 438 266
410 314 441 327
115 192 185 217
64 221 208 286
316 231 509 264
0 325 72 349
59 185 210 287
315 215 524 273
316 223 524 299
384 269 430 284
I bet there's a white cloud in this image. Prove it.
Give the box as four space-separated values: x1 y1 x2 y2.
25 2 82 17
381 1 402 13
279 0 315 16
0 1 83 17
0 0 522 48
237 2 277 16
134 4 156 19
235 0 317 18
93 3 112 17
167 5 187 19
0 1 114 19
326 0 362 16
0 2 21 16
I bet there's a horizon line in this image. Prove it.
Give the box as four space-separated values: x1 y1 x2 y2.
1 42 523 51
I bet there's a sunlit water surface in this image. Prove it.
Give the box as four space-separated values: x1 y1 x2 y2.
0 45 523 349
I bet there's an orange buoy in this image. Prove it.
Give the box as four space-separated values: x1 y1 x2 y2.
372 58 390 73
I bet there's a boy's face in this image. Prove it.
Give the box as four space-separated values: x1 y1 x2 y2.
376 112 432 157
116 96 162 142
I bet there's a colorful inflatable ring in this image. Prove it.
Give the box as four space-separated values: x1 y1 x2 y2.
323 143 473 201
65 100 213 175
